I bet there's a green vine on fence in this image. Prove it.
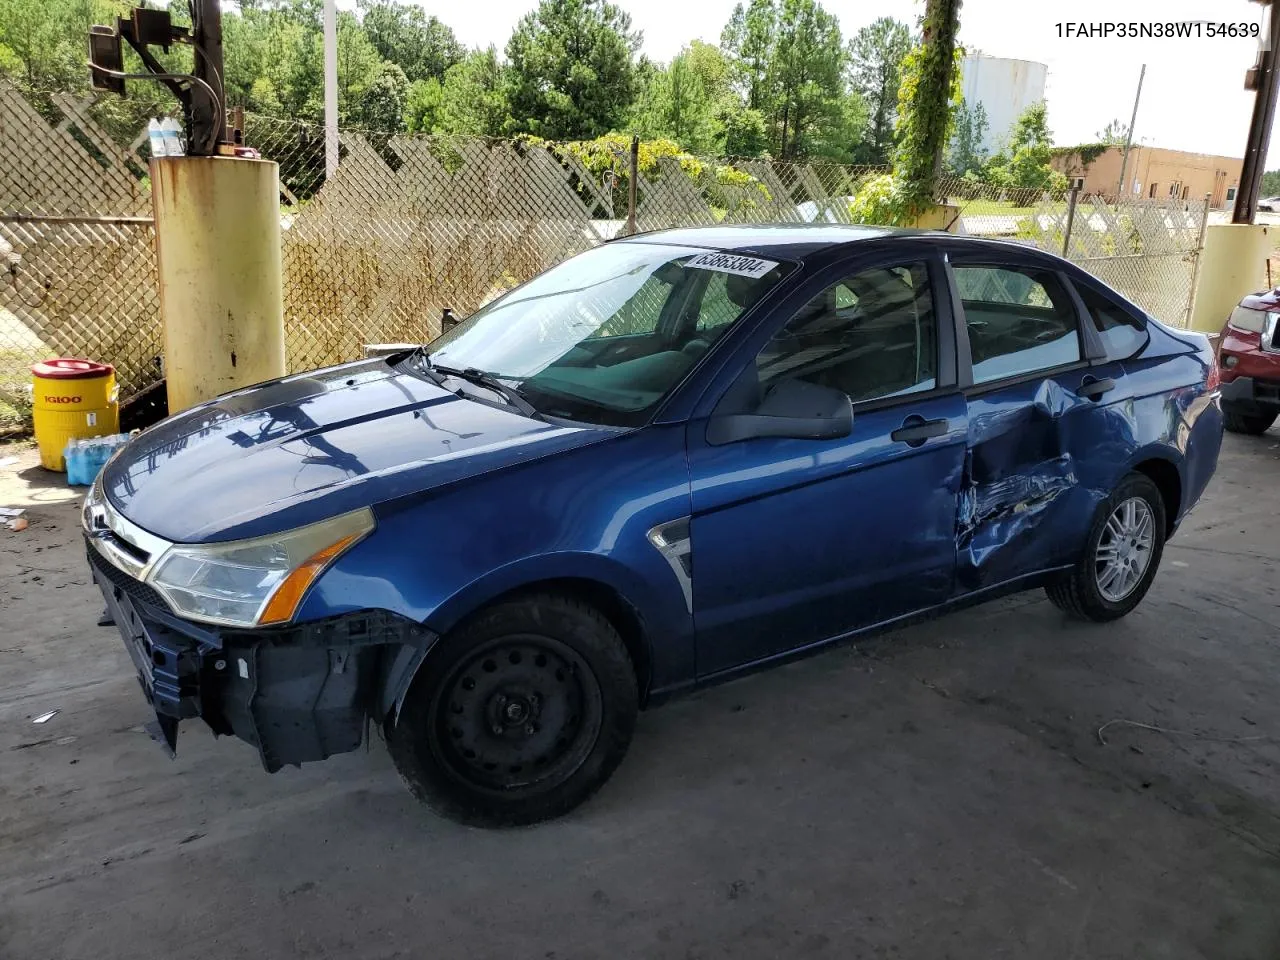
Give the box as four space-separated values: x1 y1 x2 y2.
1050 142 1109 177
522 132 772 220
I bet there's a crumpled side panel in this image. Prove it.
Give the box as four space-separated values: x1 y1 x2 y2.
957 378 1080 589
958 453 1078 583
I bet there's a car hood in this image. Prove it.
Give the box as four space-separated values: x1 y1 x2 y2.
102 359 611 543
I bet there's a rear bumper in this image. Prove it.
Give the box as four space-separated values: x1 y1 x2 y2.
1220 375 1280 411
88 544 434 771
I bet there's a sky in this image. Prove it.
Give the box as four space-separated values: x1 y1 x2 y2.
349 0 1280 168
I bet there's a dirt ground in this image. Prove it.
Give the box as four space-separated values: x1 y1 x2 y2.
2 432 1280 960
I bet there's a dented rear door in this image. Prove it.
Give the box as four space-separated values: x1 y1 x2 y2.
948 259 1130 593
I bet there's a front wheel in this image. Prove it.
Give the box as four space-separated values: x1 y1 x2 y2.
387 594 638 827
1045 472 1166 622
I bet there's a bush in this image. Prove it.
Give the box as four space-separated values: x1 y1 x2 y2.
528 133 772 219
847 173 904 226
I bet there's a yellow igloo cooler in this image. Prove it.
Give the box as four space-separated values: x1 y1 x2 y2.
30 359 119 471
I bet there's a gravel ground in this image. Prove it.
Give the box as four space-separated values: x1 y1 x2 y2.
1 432 1279 960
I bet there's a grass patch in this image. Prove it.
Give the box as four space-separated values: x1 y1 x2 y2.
955 199 1038 217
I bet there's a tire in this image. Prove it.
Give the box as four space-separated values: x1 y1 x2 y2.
1223 407 1277 435
1045 472 1166 623
387 593 638 827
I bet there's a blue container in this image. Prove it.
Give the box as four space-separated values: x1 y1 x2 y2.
65 434 129 487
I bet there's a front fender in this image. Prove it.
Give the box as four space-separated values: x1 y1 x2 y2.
295 424 696 704
423 550 674 638
372 552 688 722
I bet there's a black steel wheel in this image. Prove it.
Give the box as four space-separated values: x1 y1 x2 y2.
430 636 602 795
388 593 638 826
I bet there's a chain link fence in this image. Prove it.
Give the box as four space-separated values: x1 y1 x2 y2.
0 80 1211 435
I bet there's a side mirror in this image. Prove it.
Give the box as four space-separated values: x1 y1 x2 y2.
706 378 853 445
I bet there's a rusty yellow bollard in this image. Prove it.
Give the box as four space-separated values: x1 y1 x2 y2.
151 156 286 413
1189 223 1272 334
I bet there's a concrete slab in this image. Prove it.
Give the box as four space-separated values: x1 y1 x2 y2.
1 433 1279 959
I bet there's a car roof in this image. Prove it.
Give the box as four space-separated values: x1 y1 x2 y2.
611 223 1083 277
615 224 937 260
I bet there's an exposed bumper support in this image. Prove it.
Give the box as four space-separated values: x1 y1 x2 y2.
1221 375 1280 411
89 544 435 772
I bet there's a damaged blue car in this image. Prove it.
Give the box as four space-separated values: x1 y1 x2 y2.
84 225 1223 826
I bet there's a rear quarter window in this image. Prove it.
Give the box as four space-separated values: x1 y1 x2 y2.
1076 283 1149 359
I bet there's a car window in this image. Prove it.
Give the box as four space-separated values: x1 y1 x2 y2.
597 273 675 338
427 243 792 427
756 262 937 403
954 265 1081 384
695 270 745 333
1075 282 1148 359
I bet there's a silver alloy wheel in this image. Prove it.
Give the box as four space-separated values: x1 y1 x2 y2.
1095 496 1156 602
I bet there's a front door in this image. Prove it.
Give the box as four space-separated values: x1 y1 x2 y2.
687 255 968 677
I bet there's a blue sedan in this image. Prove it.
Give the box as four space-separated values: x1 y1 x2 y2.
83 225 1223 825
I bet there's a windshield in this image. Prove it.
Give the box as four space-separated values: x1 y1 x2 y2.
423 242 792 426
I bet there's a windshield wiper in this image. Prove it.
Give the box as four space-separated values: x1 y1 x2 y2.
430 363 544 420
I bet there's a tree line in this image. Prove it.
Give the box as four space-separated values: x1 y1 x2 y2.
1 0 916 164
0 0 1078 194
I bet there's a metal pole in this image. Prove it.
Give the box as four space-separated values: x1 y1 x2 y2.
1185 193 1213 327
1062 184 1080 257
1234 1 1280 223
190 0 226 153
1115 64 1145 202
323 0 339 180
626 135 639 236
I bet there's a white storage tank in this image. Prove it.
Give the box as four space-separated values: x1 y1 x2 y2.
960 55 1049 156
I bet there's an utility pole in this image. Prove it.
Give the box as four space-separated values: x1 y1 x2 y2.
90 3 226 155
324 0 339 180
922 0 963 183
1115 64 1145 202
1235 0 1280 223
87 4 285 414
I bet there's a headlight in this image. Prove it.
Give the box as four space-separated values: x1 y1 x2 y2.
146 508 375 627
1228 305 1270 334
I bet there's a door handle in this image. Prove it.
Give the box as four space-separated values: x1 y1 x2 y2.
891 416 949 446
1077 376 1116 401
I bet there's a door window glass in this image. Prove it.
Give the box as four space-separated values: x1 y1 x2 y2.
954 266 1081 383
756 262 937 403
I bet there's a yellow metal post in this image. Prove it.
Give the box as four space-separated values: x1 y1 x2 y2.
911 204 962 232
1188 223 1271 334
151 156 285 412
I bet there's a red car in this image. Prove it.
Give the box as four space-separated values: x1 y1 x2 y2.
1218 289 1280 434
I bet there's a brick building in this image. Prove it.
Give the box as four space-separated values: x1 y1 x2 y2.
1051 145 1242 208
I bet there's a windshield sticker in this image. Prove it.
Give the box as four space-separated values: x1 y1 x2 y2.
683 252 779 279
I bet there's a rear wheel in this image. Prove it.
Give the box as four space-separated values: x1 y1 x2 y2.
1045 472 1166 622
387 593 638 827
1223 406 1277 435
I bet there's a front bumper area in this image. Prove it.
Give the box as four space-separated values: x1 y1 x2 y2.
1220 375 1280 412
88 543 433 772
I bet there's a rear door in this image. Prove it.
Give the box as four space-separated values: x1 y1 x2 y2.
947 255 1133 592
687 250 968 677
